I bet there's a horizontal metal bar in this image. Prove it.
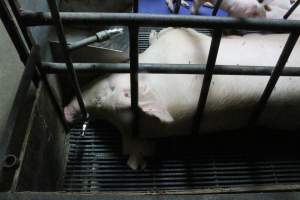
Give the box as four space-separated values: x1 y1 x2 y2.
21 11 300 31
41 62 300 76
249 32 300 125
284 0 300 19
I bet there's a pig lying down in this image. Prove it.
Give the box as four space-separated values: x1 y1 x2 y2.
65 28 300 169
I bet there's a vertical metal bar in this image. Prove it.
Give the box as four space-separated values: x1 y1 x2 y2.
5 0 69 132
35 50 69 132
174 0 182 14
284 0 300 19
248 32 300 125
8 0 34 48
212 0 223 16
193 29 222 135
46 0 88 120
133 0 139 13
129 26 139 137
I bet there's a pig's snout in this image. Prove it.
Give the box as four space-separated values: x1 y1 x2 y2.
64 104 78 123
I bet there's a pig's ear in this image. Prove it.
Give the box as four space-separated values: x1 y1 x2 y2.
138 83 174 123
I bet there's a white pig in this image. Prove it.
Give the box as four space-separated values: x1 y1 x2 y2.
65 28 300 169
191 0 267 17
265 0 300 19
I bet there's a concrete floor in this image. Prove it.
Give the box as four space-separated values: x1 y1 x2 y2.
0 20 24 134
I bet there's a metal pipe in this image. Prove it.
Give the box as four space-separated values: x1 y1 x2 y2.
21 11 300 32
174 0 182 14
193 29 223 135
133 0 139 13
0 0 39 85
68 28 123 51
46 0 88 121
129 26 139 137
212 0 223 16
248 32 300 125
0 1 28 63
0 46 38 186
41 62 300 76
284 0 300 19
8 0 34 49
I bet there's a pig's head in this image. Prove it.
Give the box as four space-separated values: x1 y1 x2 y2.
64 75 174 128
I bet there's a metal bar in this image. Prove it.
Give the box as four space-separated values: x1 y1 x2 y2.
21 11 300 32
7 0 34 48
129 26 139 137
0 1 28 63
46 0 88 120
41 62 300 76
67 35 98 52
212 0 223 16
0 46 38 183
35 53 69 132
284 0 300 19
174 0 182 14
193 29 223 135
133 0 139 13
4 0 68 132
0 0 39 86
248 32 300 125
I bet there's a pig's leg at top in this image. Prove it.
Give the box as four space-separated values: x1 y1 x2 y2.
191 0 210 15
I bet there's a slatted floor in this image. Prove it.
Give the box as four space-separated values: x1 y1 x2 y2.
63 121 300 192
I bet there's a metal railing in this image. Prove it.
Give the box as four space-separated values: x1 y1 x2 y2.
1 0 300 139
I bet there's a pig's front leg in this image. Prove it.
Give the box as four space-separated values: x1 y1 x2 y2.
191 0 210 15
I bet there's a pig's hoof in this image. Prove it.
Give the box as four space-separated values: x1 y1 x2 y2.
127 153 147 170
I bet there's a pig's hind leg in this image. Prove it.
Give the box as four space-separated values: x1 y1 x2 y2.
191 0 210 14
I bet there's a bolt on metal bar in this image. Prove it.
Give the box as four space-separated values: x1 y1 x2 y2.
21 11 300 32
68 28 123 52
129 26 139 137
41 62 300 76
284 0 300 19
212 0 223 16
0 46 38 181
193 29 223 135
248 32 300 126
46 0 88 121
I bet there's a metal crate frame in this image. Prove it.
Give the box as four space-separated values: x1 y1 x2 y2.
1 0 300 194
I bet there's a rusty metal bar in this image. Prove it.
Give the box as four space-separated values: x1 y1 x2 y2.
46 0 88 121
193 29 223 135
248 32 300 125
